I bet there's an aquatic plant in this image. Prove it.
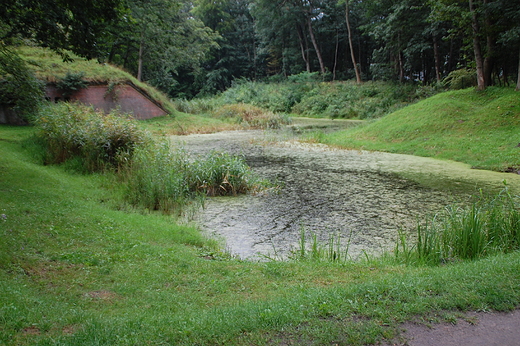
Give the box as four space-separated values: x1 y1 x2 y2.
122 140 268 213
395 184 520 265
292 227 352 263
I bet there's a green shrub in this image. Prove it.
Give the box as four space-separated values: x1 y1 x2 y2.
173 97 219 114
0 46 44 121
443 69 477 90
56 71 88 96
34 103 149 172
213 103 290 129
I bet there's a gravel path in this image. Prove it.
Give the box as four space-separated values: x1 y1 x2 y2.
386 309 520 346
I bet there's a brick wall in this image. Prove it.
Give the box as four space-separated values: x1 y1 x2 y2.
46 83 168 120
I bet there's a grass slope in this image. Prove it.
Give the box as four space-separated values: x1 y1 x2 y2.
15 46 177 115
320 87 520 172
1 125 520 345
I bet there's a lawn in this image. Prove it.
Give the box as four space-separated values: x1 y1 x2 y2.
1 119 520 345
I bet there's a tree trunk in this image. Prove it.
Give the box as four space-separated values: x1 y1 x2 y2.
296 24 311 73
516 46 520 91
433 36 442 82
345 0 361 83
333 29 339 80
137 32 144 82
483 0 495 86
307 15 326 74
469 0 486 90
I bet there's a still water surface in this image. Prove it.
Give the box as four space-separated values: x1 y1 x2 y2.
173 120 520 260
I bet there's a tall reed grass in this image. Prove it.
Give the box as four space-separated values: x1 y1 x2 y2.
291 227 353 262
34 103 268 214
395 185 520 265
122 140 266 213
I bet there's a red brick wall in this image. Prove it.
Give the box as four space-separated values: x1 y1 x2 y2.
46 84 168 120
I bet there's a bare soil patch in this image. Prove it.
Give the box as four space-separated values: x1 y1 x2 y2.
385 309 520 346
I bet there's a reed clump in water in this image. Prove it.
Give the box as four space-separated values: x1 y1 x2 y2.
33 103 268 214
395 184 520 265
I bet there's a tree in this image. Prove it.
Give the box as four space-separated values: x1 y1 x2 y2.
193 0 258 94
430 0 520 90
342 0 362 83
0 46 44 121
0 0 125 60
103 0 219 98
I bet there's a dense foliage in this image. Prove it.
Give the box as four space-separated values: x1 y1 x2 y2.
33 103 264 212
217 78 438 119
34 103 149 172
0 46 44 121
2 0 519 100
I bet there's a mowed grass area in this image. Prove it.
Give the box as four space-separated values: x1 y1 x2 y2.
318 87 520 172
1 123 520 345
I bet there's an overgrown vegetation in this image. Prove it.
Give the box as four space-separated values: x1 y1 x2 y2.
32 103 264 212
187 78 440 120
55 71 88 97
317 87 520 172
123 142 267 213
2 123 520 345
34 103 149 172
393 185 520 266
0 45 44 121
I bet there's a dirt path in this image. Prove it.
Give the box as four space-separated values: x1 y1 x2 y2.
386 309 520 345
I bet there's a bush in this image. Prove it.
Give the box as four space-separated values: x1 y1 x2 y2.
0 46 44 121
34 103 149 172
123 141 266 213
56 71 88 97
213 104 290 129
443 69 477 90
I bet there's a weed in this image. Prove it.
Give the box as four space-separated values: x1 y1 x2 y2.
121 139 269 213
34 103 149 172
395 184 520 265
213 104 291 129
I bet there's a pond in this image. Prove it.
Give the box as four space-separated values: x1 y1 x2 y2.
173 118 520 261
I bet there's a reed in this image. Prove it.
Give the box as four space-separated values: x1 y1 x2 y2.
34 103 149 172
292 228 352 263
122 140 267 213
395 185 520 265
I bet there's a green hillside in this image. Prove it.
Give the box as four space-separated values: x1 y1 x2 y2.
320 87 520 172
15 46 177 114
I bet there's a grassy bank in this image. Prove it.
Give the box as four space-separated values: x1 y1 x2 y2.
1 124 520 345
316 87 520 172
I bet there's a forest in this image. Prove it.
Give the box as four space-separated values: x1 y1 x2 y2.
1 0 520 99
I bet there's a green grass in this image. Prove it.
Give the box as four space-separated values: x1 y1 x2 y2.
318 87 520 172
14 46 178 115
2 124 520 345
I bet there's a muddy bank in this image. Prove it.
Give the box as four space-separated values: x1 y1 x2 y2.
173 121 520 260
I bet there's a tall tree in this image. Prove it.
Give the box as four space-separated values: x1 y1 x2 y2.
103 0 218 97
193 0 258 94
469 0 486 89
342 0 362 82
0 0 125 60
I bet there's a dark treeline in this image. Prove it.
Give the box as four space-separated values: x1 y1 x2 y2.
2 0 520 98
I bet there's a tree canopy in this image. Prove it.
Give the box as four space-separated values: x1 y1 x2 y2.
1 0 519 97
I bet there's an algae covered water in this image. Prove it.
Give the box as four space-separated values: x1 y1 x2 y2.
174 120 520 260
